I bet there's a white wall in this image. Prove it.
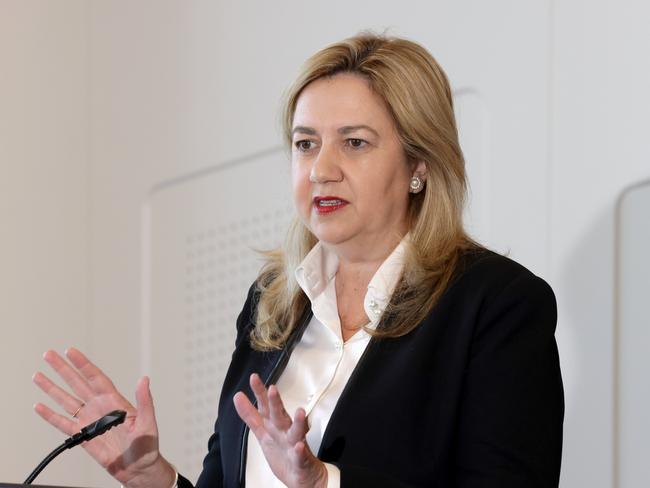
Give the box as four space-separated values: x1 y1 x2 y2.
0 1 91 485
552 1 650 485
2 0 649 486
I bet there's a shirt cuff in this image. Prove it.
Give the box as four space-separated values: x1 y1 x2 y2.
323 462 341 488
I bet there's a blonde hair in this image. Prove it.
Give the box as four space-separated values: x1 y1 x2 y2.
251 32 480 350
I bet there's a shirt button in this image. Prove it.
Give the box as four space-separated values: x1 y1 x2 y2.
307 393 314 402
334 341 342 350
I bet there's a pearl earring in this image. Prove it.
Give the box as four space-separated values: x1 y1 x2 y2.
409 176 424 193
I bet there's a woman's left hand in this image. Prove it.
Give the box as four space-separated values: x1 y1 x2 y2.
233 373 328 488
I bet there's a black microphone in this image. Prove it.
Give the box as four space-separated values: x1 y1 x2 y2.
24 410 127 484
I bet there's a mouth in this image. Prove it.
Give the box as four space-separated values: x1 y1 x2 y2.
313 196 349 214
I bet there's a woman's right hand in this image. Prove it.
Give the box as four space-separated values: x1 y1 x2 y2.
32 348 176 488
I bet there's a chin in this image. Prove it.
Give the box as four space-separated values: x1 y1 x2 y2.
310 224 355 247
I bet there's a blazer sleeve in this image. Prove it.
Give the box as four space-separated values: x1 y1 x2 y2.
452 272 564 487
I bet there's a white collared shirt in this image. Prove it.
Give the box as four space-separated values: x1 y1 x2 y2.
245 238 407 487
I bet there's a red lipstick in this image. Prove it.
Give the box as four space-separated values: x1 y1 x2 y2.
313 196 349 215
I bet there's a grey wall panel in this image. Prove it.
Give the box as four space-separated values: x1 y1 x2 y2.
616 180 650 487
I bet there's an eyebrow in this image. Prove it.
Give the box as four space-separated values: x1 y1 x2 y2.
338 125 379 137
291 124 380 137
292 126 317 136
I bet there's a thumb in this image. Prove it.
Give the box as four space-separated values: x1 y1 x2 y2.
135 376 158 434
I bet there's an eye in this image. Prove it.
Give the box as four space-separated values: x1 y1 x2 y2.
346 138 368 149
294 140 315 152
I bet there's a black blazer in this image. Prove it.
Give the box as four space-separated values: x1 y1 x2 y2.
178 249 564 488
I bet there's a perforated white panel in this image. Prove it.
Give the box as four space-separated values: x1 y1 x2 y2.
180 213 291 465
142 90 487 481
143 148 293 478
616 180 650 487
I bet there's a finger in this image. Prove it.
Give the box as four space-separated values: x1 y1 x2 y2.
32 371 86 417
34 402 78 437
43 350 94 402
287 407 309 445
293 441 309 465
292 441 321 472
65 347 118 395
134 376 156 432
268 385 292 431
233 392 265 439
35 402 113 468
249 373 269 417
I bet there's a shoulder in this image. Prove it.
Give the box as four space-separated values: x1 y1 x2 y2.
447 248 557 337
456 247 537 282
447 248 556 323
453 248 554 297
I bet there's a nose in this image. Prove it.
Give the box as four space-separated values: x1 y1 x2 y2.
309 141 343 183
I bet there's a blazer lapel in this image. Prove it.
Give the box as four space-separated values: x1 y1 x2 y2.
236 309 314 486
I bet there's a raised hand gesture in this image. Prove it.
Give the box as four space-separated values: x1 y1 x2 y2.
32 348 175 488
234 373 328 488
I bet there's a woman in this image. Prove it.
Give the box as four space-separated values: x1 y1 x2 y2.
33 33 563 487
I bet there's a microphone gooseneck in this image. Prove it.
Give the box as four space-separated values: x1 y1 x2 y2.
24 409 127 484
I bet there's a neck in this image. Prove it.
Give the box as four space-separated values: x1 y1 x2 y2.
329 232 404 289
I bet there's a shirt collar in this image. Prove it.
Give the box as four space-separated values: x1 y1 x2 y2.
295 236 408 327
294 242 340 303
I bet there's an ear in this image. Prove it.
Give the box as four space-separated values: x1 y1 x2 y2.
412 160 427 181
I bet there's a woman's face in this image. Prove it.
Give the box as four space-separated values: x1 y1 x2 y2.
291 73 422 259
